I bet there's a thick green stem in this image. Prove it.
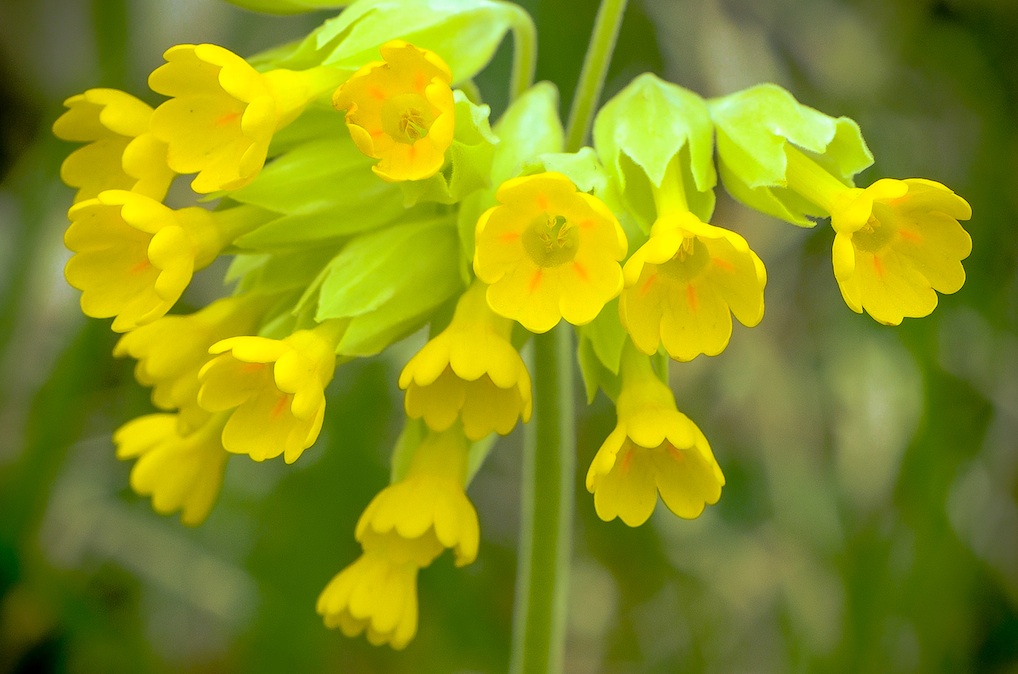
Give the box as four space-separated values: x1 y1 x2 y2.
510 325 575 674
509 10 538 102
564 0 629 152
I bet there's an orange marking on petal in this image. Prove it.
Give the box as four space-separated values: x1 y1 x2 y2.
640 273 658 296
241 362 266 373
686 283 699 312
529 269 543 293
271 394 290 419
499 231 521 243
369 128 386 137
129 259 152 274
414 71 427 92
573 261 589 281
215 111 241 127
667 445 685 462
536 194 549 211
711 256 735 272
578 218 594 230
899 229 922 243
620 448 634 475
872 255 885 279
369 87 387 101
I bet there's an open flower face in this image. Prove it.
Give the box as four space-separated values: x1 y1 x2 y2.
333 40 455 182
197 328 340 464
620 211 766 361
474 172 627 333
829 178 972 325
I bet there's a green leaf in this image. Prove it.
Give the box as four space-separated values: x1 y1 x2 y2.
709 83 873 226
594 73 716 223
270 0 532 83
316 216 464 355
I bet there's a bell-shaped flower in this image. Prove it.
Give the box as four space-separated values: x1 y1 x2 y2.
828 178 972 324
399 282 532 440
149 43 340 193
197 320 346 463
114 412 229 525
620 211 766 361
114 295 270 432
53 88 174 203
64 191 262 332
586 344 724 527
332 40 456 182
473 172 627 333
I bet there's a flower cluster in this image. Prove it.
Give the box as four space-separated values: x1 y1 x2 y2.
55 0 971 652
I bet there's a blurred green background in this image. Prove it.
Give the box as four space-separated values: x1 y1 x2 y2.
1 0 1017 671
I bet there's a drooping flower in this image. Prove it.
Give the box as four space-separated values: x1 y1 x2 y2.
114 412 230 525
399 282 531 440
620 211 766 361
196 320 347 463
149 43 340 193
64 190 264 332
114 295 271 432
473 172 627 333
827 178 972 325
332 40 456 182
586 344 724 527
52 88 174 203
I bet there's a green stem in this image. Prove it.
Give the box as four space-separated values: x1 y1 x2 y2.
509 9 538 102
510 324 575 674
564 0 629 152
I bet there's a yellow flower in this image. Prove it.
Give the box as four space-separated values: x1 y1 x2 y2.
620 211 766 361
829 178 972 325
114 412 229 525
64 191 255 332
332 40 455 182
473 172 627 333
783 147 973 323
197 320 346 463
317 426 479 649
149 43 339 193
114 295 270 433
399 282 531 440
52 88 174 203
585 345 724 527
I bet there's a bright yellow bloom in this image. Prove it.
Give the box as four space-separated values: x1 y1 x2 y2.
620 211 766 361
114 412 229 525
332 40 455 182
149 43 338 193
473 172 627 333
399 282 531 440
114 295 269 433
586 345 724 527
52 88 174 203
197 320 346 463
64 191 255 332
829 178 972 325
317 426 479 649
784 147 973 324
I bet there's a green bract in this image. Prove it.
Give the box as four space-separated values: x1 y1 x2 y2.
271 0 533 83
222 0 349 14
315 216 463 356
594 73 716 227
576 298 626 403
709 83 873 226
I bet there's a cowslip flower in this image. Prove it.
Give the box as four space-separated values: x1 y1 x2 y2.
149 43 340 193
332 40 455 182
113 295 270 433
64 190 263 332
783 148 973 324
114 412 230 526
52 88 174 203
196 320 347 463
620 210 766 361
317 426 479 649
399 282 532 440
586 344 724 527
473 172 627 333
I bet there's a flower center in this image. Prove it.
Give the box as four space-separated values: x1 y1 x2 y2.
522 213 580 267
657 235 710 282
381 93 434 144
849 205 895 253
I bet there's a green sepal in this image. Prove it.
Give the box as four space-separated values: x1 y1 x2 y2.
226 247 338 295
315 216 464 355
709 83 873 226
400 91 497 206
577 330 621 404
390 417 427 482
269 0 532 83
594 73 717 227
221 0 348 14
577 298 627 376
